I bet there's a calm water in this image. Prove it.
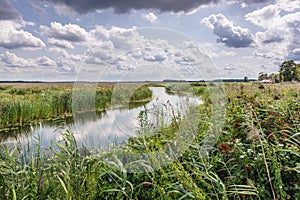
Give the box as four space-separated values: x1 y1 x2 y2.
3 87 202 150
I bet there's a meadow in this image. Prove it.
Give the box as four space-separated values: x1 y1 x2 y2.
0 82 299 199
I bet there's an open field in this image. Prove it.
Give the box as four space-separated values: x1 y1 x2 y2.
0 82 300 199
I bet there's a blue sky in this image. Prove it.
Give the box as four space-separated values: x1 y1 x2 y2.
0 0 299 81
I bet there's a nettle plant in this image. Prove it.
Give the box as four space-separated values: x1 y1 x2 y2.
211 84 300 199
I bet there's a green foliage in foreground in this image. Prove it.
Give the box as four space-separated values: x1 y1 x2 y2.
0 83 300 199
212 83 300 199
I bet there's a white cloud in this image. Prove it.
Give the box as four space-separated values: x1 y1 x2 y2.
142 12 158 23
255 29 285 44
1 51 33 67
0 21 45 50
283 12 300 61
40 22 88 42
0 51 57 68
75 26 222 80
0 56 60 80
37 56 57 67
245 2 300 61
275 0 300 12
56 54 82 72
48 38 74 49
245 5 285 29
202 13 255 48
89 26 110 41
0 51 85 80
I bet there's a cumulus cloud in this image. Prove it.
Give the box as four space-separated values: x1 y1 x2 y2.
255 29 285 44
1 51 32 67
245 5 285 29
276 0 300 12
55 52 83 72
283 12 300 60
0 51 64 80
78 26 217 80
37 56 57 66
245 2 300 61
143 12 158 23
40 22 88 42
0 0 20 20
0 51 57 68
202 13 255 48
0 51 84 79
0 21 45 49
48 38 74 49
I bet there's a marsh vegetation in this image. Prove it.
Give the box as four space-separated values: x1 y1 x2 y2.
0 82 299 199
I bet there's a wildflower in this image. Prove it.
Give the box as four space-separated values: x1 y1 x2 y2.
279 143 284 147
218 142 231 154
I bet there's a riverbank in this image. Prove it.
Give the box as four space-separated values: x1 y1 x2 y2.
0 82 152 132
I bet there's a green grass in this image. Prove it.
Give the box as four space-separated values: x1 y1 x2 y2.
0 83 152 131
0 82 300 199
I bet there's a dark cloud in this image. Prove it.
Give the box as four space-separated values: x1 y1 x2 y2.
37 0 273 14
262 36 284 44
202 14 255 48
0 0 20 20
38 0 220 14
236 0 271 4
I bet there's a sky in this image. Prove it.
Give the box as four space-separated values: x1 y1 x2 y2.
0 0 299 81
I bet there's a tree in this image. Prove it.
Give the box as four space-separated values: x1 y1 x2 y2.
279 60 300 82
243 76 249 82
269 73 279 83
258 72 269 81
295 64 300 81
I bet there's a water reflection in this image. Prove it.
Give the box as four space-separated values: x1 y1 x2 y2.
3 87 202 151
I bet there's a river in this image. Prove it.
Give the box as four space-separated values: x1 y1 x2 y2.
3 87 202 151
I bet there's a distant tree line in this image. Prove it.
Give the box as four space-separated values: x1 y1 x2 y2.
258 60 300 83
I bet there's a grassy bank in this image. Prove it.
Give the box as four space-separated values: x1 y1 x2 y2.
0 82 299 199
0 83 152 130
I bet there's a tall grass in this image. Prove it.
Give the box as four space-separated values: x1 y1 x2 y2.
0 83 300 199
0 84 152 130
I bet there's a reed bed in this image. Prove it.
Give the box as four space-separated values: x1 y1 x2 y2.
0 83 152 129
